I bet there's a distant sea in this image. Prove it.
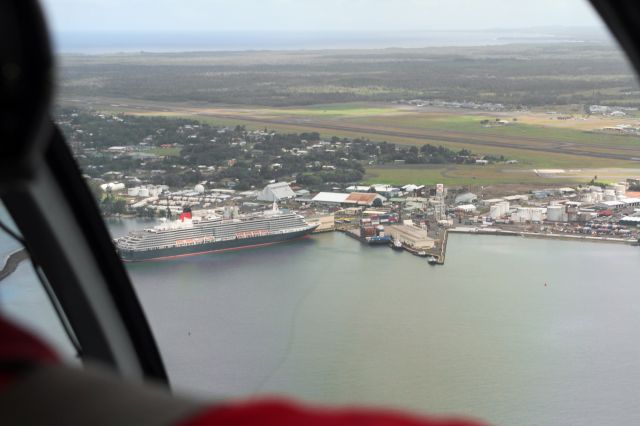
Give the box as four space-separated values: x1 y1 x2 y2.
51 28 611 54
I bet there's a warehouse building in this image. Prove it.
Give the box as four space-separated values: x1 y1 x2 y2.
311 192 386 207
257 182 296 202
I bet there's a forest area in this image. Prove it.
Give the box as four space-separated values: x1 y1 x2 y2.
57 43 640 108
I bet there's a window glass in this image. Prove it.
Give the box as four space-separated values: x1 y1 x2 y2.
0 202 77 360
30 0 640 423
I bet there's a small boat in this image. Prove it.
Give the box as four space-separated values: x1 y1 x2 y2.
427 256 438 265
391 239 403 250
366 235 392 245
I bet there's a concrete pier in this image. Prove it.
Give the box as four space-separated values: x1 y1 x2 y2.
448 226 636 245
308 214 336 233
386 225 435 250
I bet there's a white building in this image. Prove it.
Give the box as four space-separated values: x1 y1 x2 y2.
455 204 476 213
346 185 371 193
311 192 350 205
402 184 425 195
257 182 296 202
100 182 125 192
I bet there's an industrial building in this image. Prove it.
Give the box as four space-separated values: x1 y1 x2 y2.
385 225 435 250
257 182 296 202
598 198 640 210
546 204 566 222
511 207 545 223
311 192 386 207
454 192 477 204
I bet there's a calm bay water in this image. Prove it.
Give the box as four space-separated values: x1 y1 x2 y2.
113 218 640 425
2 215 640 425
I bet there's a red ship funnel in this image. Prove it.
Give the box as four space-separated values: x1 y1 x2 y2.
180 206 192 222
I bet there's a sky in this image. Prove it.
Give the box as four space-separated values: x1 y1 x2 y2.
41 0 604 33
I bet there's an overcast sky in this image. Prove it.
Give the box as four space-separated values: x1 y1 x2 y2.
41 0 603 33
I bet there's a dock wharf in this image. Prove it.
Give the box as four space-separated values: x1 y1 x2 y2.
448 226 636 245
334 222 636 268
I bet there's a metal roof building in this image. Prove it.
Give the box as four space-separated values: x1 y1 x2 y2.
454 192 477 204
257 182 296 202
345 192 386 206
311 192 386 206
311 192 350 204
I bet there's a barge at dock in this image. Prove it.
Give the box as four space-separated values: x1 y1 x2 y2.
115 203 318 262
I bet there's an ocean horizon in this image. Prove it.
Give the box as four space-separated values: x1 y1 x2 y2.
51 28 610 54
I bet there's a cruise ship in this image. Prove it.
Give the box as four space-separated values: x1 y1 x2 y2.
115 203 318 262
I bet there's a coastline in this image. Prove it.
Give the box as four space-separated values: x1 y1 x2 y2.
448 227 637 245
337 222 637 267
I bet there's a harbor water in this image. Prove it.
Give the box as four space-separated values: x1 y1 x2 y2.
3 216 640 425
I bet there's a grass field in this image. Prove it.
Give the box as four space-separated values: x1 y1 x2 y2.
364 165 640 186
355 114 640 148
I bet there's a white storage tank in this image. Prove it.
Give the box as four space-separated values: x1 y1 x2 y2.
515 207 531 222
498 201 509 216
489 201 510 219
194 184 205 193
546 205 564 222
489 204 501 219
531 208 544 223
